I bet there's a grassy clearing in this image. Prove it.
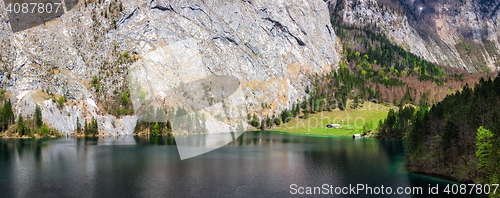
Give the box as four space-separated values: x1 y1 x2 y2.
276 101 395 136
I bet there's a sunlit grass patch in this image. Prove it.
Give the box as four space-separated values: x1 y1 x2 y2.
277 102 395 136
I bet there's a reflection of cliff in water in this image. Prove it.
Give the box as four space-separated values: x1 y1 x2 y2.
174 132 244 160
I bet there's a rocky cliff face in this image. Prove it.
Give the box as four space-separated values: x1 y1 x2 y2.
0 0 340 134
331 0 500 72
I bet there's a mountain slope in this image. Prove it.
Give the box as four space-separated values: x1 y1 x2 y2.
330 0 500 72
0 0 339 134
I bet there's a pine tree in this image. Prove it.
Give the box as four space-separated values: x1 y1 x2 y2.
17 114 25 136
0 105 4 132
338 97 346 111
265 116 272 128
400 88 413 105
301 98 309 119
166 120 173 133
476 126 494 182
35 105 43 127
92 117 98 135
281 109 292 123
84 119 90 135
3 100 14 126
76 117 82 134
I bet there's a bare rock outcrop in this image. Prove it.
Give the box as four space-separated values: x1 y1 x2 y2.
0 0 339 134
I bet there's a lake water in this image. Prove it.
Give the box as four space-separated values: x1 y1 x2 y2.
0 132 484 197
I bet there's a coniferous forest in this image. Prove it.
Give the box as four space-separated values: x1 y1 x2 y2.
257 6 492 134
378 75 500 185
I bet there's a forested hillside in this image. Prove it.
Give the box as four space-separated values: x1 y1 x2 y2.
378 75 500 185
255 11 489 130
327 10 485 105
329 0 500 72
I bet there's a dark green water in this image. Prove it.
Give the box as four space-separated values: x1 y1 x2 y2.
0 132 483 197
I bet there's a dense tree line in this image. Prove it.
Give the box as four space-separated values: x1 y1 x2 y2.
134 106 175 136
377 105 416 140
83 117 99 136
0 100 15 132
1 101 56 137
378 75 500 186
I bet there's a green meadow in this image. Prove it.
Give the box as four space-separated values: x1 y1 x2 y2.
276 101 395 136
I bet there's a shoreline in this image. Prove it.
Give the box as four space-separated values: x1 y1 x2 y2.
266 130 352 138
409 171 474 184
265 129 378 138
0 132 174 139
0 133 62 139
0 130 358 139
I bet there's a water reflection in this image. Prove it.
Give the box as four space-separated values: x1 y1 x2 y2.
0 133 482 197
134 135 176 145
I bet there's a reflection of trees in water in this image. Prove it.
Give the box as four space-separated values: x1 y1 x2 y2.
377 140 405 165
0 138 46 163
0 139 13 161
224 132 309 147
133 135 176 145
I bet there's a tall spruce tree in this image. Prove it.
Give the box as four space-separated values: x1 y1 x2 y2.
35 105 43 127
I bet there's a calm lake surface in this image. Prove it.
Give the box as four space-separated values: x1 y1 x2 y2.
0 132 482 197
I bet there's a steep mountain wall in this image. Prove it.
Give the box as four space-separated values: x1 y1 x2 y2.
0 0 340 134
331 0 500 72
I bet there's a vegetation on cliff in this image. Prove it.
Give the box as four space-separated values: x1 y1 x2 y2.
0 96 60 138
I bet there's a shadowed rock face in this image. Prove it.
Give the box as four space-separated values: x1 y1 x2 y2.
0 0 339 134
333 0 500 72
